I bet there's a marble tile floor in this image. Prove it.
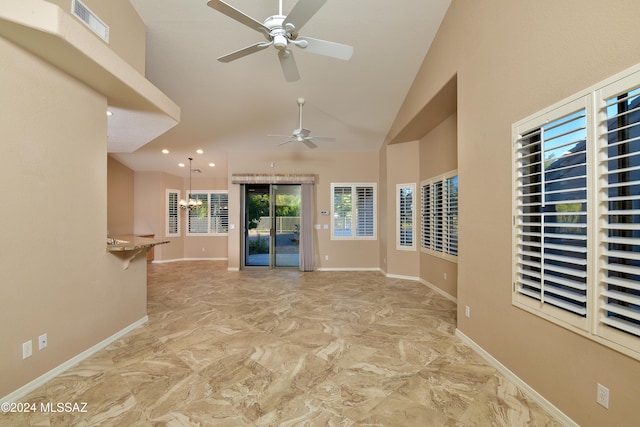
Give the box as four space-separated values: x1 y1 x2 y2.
2 261 562 426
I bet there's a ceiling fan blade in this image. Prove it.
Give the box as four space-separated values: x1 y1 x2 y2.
207 0 269 33
283 0 327 36
278 49 300 82
296 36 353 60
309 136 336 142
217 42 270 63
267 134 294 138
278 140 294 146
301 139 317 149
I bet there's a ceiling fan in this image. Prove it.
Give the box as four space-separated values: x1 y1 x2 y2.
206 0 353 82
269 98 336 149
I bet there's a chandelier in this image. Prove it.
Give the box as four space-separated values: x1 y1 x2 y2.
179 157 203 211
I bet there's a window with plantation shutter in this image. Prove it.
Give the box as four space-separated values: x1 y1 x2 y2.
166 189 180 237
397 184 416 250
599 83 640 345
512 64 640 360
514 103 589 320
331 183 376 240
186 191 229 236
421 171 458 260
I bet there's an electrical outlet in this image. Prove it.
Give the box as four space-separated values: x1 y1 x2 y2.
325 255 329 261
38 333 48 350
597 383 609 409
465 306 471 318
22 340 32 359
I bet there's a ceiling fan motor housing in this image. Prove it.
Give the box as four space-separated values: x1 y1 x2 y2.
263 15 290 49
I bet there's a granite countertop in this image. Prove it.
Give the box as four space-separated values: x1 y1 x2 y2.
106 235 170 252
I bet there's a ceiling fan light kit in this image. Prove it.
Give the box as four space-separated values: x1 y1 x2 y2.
207 0 353 81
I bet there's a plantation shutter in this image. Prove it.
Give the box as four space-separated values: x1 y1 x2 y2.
514 106 589 317
421 183 432 250
433 181 444 252
355 185 375 237
446 176 459 256
333 186 352 237
166 190 179 237
210 193 229 234
188 193 209 234
397 184 415 249
599 88 640 338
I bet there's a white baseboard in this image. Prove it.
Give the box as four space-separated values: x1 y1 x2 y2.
315 267 381 272
455 329 578 427
152 257 228 264
384 273 457 303
386 272 420 281
1 316 148 404
418 278 457 303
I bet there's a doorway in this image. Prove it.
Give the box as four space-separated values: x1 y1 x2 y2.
243 184 301 268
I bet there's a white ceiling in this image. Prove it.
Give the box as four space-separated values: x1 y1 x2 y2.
111 0 451 179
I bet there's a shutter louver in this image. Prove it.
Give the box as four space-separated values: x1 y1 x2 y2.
600 88 640 338
356 186 374 237
515 109 589 317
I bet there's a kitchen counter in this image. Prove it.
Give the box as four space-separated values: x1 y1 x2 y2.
106 235 170 252
106 236 169 269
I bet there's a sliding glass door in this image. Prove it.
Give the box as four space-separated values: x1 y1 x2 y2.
243 184 300 268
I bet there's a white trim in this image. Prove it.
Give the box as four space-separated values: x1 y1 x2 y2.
1 316 148 404
152 257 229 263
315 267 381 272
419 278 457 303
386 273 420 281
455 330 578 427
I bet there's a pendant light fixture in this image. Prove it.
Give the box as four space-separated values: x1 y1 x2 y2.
179 157 203 211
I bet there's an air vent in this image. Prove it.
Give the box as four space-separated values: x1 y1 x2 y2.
71 0 109 43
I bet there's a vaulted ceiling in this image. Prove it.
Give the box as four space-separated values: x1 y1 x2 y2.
111 0 451 178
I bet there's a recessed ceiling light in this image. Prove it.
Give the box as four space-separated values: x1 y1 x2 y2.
162 149 169 154
178 163 185 167
196 149 204 154
209 163 215 167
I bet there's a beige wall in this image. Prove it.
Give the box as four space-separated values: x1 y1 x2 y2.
45 0 146 73
419 113 458 298
0 36 147 398
227 151 380 270
388 1 640 425
385 141 420 278
132 172 229 262
107 156 134 235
